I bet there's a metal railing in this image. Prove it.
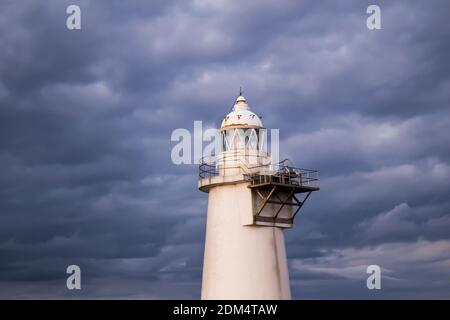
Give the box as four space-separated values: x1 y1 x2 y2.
199 150 270 179
199 156 220 179
245 160 319 187
199 155 319 187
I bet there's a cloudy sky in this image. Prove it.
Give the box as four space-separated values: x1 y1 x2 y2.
0 0 449 299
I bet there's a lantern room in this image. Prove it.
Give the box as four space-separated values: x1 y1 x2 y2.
220 95 265 153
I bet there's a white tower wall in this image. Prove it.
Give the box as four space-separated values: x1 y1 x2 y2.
201 182 291 300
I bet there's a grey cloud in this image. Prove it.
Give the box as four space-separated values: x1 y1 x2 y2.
0 0 449 299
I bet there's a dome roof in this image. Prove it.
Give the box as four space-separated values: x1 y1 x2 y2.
220 95 263 129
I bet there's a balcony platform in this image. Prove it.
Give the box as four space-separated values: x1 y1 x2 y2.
246 174 320 193
199 157 320 228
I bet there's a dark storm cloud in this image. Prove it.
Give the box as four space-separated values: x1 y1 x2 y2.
0 0 449 298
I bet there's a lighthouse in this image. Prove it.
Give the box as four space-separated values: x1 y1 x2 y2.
198 94 319 300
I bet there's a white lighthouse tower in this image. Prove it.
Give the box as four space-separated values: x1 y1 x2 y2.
198 93 319 300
